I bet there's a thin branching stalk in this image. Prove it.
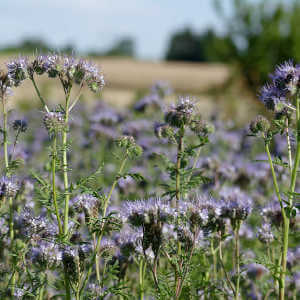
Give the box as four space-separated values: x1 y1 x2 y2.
174 128 184 296
211 238 217 281
63 85 72 236
218 237 235 295
139 259 145 300
80 155 129 295
279 96 300 300
285 119 292 174
176 231 198 299
175 133 184 207
234 220 241 300
265 143 284 208
68 81 84 113
61 85 73 300
51 133 63 235
30 77 50 113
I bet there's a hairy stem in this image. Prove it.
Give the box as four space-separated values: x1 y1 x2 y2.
218 238 235 295
139 259 145 300
30 77 50 113
51 134 63 235
63 86 72 236
175 130 184 296
279 96 300 300
80 155 128 295
234 221 241 300
285 120 292 174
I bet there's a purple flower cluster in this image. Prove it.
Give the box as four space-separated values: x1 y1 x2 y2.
122 197 174 227
6 54 105 92
0 176 19 199
219 187 253 221
259 61 300 111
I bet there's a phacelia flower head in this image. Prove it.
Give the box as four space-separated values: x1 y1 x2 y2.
271 60 300 95
28 240 62 269
181 195 222 233
72 193 99 220
257 223 274 244
0 69 13 98
29 54 51 76
259 61 300 111
219 186 252 222
7 56 29 86
261 199 282 227
74 58 105 91
123 197 174 227
13 119 28 132
165 96 195 127
0 176 19 200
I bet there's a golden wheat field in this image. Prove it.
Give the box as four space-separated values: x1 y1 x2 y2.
1 56 262 124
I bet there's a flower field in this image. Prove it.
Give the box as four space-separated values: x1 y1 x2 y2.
0 54 299 300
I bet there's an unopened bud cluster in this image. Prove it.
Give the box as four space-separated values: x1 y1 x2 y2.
43 111 65 135
116 135 143 158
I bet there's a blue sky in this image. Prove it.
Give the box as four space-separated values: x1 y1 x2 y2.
0 0 230 59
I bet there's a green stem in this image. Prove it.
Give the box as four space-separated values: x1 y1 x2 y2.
63 86 72 236
279 96 300 300
218 237 235 295
61 86 72 300
175 130 184 297
265 143 283 208
234 221 241 300
64 271 71 300
80 155 128 295
31 77 50 113
211 238 217 281
285 120 292 174
139 259 145 300
2 99 9 171
175 134 184 207
51 134 63 235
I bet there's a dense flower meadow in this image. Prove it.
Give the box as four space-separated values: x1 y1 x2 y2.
0 54 299 299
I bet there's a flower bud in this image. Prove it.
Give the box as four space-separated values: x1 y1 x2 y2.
43 111 65 134
249 115 270 134
13 120 28 132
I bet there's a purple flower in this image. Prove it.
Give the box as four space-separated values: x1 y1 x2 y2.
219 186 252 221
122 197 174 227
271 60 299 94
259 60 300 110
180 195 222 233
72 193 99 217
7 56 29 86
165 96 195 127
28 240 62 268
0 176 19 199
257 223 274 243
259 83 286 111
